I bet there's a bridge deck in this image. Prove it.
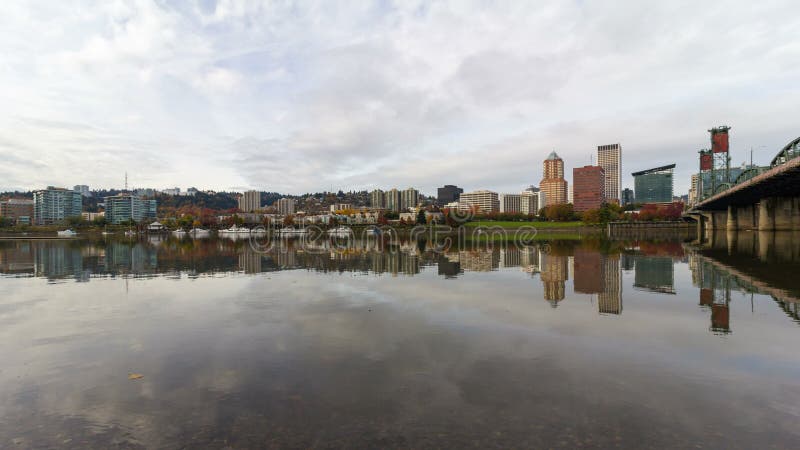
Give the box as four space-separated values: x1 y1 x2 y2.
693 156 800 210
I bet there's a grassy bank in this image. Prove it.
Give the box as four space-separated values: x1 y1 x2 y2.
464 221 588 229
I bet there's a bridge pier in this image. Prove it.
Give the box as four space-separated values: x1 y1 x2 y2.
737 205 756 230
758 198 776 231
774 197 800 231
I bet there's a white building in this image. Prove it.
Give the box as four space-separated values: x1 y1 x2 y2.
499 194 521 213
276 198 296 215
521 187 540 215
538 191 547 211
238 190 261 212
459 190 499 214
401 187 419 211
330 203 352 212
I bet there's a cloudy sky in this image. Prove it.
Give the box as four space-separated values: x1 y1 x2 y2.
1 0 798 195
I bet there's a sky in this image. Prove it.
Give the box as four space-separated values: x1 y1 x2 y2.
1 0 799 196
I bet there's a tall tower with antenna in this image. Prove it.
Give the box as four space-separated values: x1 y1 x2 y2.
125 172 128 192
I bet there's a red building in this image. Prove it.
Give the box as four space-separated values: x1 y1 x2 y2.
572 165 605 212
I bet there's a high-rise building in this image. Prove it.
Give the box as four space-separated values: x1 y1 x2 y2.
370 189 385 208
401 188 419 211
0 199 34 225
540 151 568 206
105 194 157 224
238 190 261 212
437 185 463 205
597 143 621 203
459 190 499 214
386 189 400 212
162 187 180 196
275 198 296 215
73 185 91 197
520 187 540 215
567 184 573 204
498 194 521 213
33 187 82 225
688 174 700 206
572 165 606 212
621 188 634 205
633 164 675 204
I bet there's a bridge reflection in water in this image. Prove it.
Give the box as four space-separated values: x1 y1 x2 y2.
1 233 799 333
688 230 800 333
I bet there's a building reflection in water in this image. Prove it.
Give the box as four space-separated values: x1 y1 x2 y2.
572 247 622 314
541 252 568 307
3 233 799 334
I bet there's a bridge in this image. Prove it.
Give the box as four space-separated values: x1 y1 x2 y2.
688 135 800 233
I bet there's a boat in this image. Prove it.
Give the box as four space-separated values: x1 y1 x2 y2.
277 227 307 236
57 229 77 237
172 229 188 237
124 230 137 237
189 228 211 238
220 225 251 235
327 226 352 237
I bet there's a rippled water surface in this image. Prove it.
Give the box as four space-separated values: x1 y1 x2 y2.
1 232 799 448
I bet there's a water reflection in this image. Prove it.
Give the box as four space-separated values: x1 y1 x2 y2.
2 233 800 447
2 235 798 330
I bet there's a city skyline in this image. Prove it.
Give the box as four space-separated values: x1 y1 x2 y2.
2 2 798 196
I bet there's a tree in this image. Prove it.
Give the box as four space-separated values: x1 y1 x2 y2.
544 203 575 221
417 209 426 225
377 212 389 226
283 214 294 226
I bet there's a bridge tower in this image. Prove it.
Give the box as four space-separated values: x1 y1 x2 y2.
707 126 732 197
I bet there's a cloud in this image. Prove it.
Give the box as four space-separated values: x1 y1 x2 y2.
1 0 799 194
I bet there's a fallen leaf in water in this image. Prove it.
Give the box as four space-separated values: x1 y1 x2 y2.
128 373 144 380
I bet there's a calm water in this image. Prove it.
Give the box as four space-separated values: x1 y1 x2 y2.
1 232 799 448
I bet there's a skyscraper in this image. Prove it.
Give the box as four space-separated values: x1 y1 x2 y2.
572 165 606 212
621 188 634 205
540 151 568 206
401 187 419 211
386 188 400 212
238 190 261 212
275 198 296 215
370 189 385 208
597 144 621 203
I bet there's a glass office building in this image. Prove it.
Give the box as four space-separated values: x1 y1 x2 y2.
632 164 675 204
105 194 157 224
